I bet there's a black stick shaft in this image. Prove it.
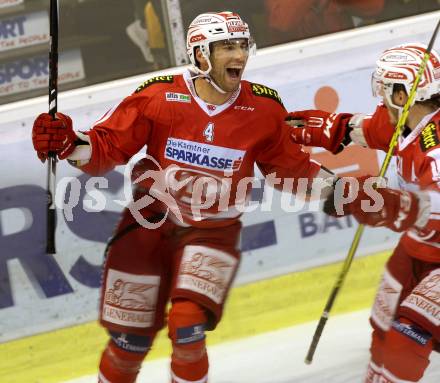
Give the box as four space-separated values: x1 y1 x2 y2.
46 0 58 254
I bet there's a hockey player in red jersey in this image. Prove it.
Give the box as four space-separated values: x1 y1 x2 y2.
287 43 440 382
32 11 334 383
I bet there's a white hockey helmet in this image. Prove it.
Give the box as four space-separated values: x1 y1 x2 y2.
371 43 440 109
186 11 255 76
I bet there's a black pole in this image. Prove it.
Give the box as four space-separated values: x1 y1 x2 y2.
46 0 59 254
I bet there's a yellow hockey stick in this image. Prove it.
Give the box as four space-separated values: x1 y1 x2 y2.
305 18 440 365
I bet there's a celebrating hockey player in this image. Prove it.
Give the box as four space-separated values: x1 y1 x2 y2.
287 43 440 382
32 11 334 383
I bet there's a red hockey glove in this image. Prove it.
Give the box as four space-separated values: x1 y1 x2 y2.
323 176 374 216
286 110 353 154
32 112 77 162
324 176 420 232
351 188 419 232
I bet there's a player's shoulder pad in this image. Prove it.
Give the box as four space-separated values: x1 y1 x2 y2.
420 120 440 152
134 75 175 93
250 82 284 107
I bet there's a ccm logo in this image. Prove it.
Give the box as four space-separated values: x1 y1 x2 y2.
234 106 254 111
190 34 206 43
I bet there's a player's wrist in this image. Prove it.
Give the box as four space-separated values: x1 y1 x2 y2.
347 113 369 147
413 191 432 229
66 131 92 166
338 117 353 151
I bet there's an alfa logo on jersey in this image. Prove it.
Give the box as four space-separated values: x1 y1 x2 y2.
165 138 245 172
165 92 191 103
420 122 440 152
251 83 283 106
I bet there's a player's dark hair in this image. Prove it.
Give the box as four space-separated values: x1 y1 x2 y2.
393 83 440 107
427 93 440 107
393 83 407 95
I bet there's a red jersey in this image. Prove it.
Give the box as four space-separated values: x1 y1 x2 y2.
362 105 440 262
80 71 320 227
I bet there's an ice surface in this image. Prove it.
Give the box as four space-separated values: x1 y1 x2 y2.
65 309 440 383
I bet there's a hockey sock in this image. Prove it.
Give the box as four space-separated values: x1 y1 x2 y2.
168 299 209 382
98 332 153 383
381 317 433 382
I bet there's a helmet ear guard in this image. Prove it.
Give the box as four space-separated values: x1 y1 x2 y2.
192 43 213 76
371 43 440 111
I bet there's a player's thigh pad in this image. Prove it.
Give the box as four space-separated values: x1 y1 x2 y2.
370 244 417 331
399 268 440 341
171 223 241 329
100 210 172 335
371 267 404 332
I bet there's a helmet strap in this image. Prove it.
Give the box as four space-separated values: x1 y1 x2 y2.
190 50 228 94
203 75 228 94
189 71 228 95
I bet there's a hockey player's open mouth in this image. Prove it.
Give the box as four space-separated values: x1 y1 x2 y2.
226 68 241 79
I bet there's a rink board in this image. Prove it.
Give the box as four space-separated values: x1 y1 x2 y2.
0 10 439 381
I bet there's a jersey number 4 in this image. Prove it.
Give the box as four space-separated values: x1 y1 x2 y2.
203 122 215 142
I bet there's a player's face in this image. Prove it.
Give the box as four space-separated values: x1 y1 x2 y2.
382 90 407 125
372 73 401 124
209 39 249 93
382 95 399 125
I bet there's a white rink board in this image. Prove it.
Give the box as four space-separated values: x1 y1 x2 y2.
0 0 23 8
1 11 439 342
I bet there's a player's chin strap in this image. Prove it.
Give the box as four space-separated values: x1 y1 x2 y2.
189 59 228 95
189 72 227 94
201 75 227 94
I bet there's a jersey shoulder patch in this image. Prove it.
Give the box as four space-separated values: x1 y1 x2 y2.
135 75 175 93
250 83 284 106
420 121 440 152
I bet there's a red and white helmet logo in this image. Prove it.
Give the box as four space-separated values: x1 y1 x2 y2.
226 20 248 33
190 34 206 44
